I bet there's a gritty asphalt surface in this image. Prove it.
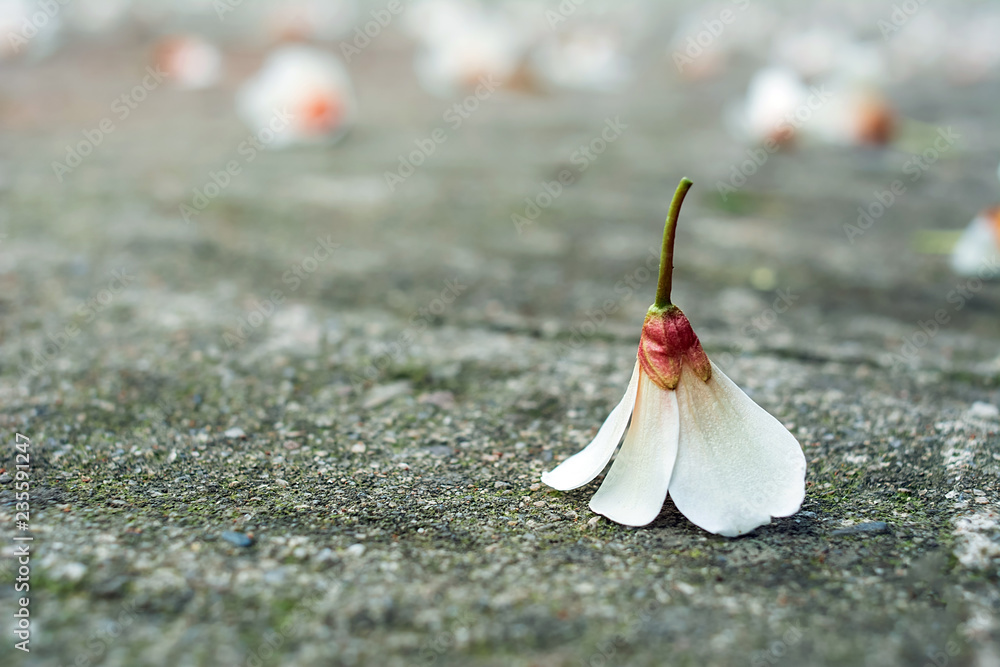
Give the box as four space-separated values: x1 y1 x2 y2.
1 14 1000 667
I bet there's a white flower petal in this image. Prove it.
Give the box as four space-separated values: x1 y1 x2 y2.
950 212 1000 278
669 362 806 537
541 361 640 491
588 371 680 526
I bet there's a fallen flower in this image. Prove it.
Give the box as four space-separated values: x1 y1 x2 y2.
154 35 223 91
237 46 356 147
951 206 1000 279
531 25 632 93
542 178 806 536
732 66 806 146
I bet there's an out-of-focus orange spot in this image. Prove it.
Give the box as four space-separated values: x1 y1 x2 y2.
276 24 310 43
154 37 184 75
987 206 1000 238
300 94 343 134
856 98 894 146
768 124 797 148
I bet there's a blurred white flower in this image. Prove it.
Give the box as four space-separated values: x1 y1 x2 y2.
730 66 806 145
0 0 62 61
809 43 894 147
531 26 631 93
407 0 531 97
810 87 894 148
266 0 358 43
734 55 895 149
951 207 1000 279
542 179 806 536
415 22 525 96
154 35 222 90
237 46 356 147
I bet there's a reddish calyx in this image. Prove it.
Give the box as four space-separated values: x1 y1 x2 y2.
637 306 712 390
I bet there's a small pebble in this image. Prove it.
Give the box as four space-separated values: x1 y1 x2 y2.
968 402 1000 420
350 442 366 453
224 427 246 439
831 521 890 536
346 544 366 557
417 390 455 409
0 473 12 484
363 381 412 409
53 562 87 582
221 531 254 547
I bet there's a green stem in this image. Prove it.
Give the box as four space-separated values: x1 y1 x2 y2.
654 178 694 308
